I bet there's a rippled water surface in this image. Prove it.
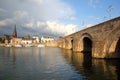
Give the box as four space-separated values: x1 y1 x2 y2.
0 47 120 80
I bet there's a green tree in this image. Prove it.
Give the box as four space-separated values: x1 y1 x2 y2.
0 38 5 43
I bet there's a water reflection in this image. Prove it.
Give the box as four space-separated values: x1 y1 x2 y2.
61 49 120 80
0 47 83 80
0 47 120 80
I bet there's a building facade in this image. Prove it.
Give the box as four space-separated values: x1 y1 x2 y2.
41 36 54 43
32 35 40 43
21 39 33 45
10 37 22 45
2 25 17 44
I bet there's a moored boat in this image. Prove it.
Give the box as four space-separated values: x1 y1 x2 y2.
37 44 45 47
6 44 12 47
25 44 32 47
14 44 22 47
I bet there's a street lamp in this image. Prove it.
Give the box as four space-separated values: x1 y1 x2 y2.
106 5 114 19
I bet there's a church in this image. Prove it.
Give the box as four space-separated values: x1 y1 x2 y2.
2 25 17 44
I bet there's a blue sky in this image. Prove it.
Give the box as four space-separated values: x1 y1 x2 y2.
65 0 120 28
0 0 120 37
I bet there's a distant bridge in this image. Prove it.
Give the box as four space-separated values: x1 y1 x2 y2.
46 17 120 58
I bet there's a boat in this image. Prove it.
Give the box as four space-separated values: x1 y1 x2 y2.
6 44 12 47
25 44 32 47
37 44 45 47
14 44 22 47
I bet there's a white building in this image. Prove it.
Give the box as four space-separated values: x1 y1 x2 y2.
41 36 54 43
32 35 40 43
21 39 33 45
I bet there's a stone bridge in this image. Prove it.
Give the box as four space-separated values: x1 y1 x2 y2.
46 17 120 58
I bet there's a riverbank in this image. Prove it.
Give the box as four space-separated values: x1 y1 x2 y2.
0 43 45 47
0 43 6 47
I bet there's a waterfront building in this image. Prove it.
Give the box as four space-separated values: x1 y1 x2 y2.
2 25 17 44
10 37 22 45
1 24 53 46
41 36 54 43
32 35 40 43
21 38 33 45
2 34 13 44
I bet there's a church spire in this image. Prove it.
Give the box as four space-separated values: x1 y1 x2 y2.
13 24 17 37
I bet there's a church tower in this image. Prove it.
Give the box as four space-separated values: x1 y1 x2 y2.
13 24 17 37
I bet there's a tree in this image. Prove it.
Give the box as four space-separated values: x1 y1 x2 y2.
0 38 5 43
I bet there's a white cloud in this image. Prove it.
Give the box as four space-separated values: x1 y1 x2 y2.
0 0 77 37
0 8 7 17
37 21 46 27
25 22 34 28
89 0 100 8
13 10 28 22
64 16 76 21
31 0 75 20
0 0 75 21
46 21 77 36
0 20 8 26
83 24 93 28
30 0 44 4
0 19 14 27
24 21 77 36
0 8 7 13
0 10 28 27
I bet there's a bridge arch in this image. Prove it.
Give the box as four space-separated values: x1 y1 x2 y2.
78 33 93 53
64 37 74 50
71 39 74 50
83 37 92 52
104 27 120 58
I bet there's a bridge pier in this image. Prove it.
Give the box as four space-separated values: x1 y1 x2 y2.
92 40 106 58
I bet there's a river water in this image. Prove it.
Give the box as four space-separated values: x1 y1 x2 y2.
0 47 119 80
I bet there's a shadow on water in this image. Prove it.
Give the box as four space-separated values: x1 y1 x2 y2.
61 49 120 80
116 60 120 80
105 59 120 80
83 52 92 70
